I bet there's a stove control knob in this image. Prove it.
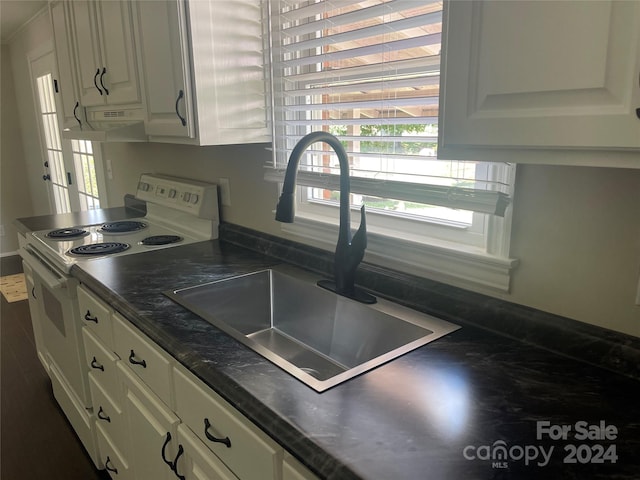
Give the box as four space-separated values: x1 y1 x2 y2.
184 192 191 202
139 182 151 192
190 194 199 204
168 189 177 199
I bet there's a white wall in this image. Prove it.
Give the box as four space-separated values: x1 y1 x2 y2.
101 141 640 338
1 43 34 254
5 9 52 219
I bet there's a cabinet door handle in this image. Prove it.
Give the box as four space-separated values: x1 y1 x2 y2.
175 90 187 126
204 418 231 448
635 107 640 120
172 445 185 480
84 310 98 323
90 356 104 371
73 101 82 128
97 406 111 423
100 67 109 95
161 432 174 468
128 350 147 368
31 287 37 299
94 68 103 95
105 456 118 475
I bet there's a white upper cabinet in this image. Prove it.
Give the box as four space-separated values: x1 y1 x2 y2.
69 0 141 107
50 1 84 130
134 0 270 145
134 0 194 138
439 0 640 167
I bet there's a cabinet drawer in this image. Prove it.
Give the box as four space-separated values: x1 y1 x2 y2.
112 313 173 407
96 423 133 480
78 285 114 349
89 373 128 456
83 328 120 402
173 367 282 480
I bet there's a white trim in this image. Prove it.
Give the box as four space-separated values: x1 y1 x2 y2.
280 216 519 293
1 251 20 258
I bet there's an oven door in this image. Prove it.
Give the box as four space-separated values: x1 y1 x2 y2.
20 245 91 408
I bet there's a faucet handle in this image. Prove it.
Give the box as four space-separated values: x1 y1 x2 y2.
350 205 367 254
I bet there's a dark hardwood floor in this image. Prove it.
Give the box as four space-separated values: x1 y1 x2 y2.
1 255 110 480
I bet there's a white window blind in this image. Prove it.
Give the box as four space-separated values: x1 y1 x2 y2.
266 0 512 217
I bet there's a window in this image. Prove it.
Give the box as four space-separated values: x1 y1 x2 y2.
71 139 101 210
265 0 517 291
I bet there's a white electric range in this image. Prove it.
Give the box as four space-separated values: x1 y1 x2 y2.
19 173 219 469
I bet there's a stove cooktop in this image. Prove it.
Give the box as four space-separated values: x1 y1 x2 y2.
25 174 220 273
29 217 202 271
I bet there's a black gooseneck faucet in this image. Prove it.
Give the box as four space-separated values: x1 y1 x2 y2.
275 131 377 304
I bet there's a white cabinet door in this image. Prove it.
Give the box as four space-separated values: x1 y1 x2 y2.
50 1 83 130
93 0 141 105
176 424 239 480
439 0 640 164
135 0 270 145
69 0 140 107
134 0 194 138
118 362 179 480
70 0 104 107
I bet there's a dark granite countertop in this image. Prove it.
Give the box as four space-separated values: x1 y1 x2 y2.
69 239 640 480
14 196 145 236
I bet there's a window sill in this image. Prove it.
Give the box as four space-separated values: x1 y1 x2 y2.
280 215 519 293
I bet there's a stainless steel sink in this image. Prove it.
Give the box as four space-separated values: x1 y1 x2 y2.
165 265 459 392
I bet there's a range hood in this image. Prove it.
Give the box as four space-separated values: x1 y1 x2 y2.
62 106 148 142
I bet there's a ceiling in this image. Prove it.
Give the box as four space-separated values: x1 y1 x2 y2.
1 1 48 44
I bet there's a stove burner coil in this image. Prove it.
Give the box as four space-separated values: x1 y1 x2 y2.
46 228 89 239
140 235 183 246
68 242 130 256
100 221 147 234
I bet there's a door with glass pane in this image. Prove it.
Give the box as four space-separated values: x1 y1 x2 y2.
30 50 103 214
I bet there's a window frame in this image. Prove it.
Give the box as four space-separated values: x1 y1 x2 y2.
265 0 519 292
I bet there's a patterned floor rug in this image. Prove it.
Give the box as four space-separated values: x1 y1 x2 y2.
0 273 28 302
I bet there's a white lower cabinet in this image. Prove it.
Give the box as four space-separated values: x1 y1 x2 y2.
176 424 239 480
118 362 180 480
89 373 128 453
76 284 318 480
113 312 174 408
96 423 133 480
173 367 283 480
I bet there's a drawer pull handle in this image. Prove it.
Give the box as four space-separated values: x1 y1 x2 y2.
105 456 118 474
84 310 98 323
90 357 104 371
204 418 231 448
128 350 147 368
97 406 111 423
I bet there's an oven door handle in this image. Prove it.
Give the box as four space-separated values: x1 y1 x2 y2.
21 246 67 290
